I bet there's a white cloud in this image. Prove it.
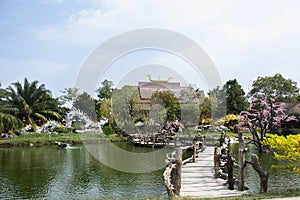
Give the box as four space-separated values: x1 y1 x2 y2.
28 0 300 93
34 0 231 45
209 11 300 46
34 1 300 58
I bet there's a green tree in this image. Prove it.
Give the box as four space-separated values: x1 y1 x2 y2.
150 90 180 122
224 79 248 114
179 86 200 103
149 104 167 127
248 73 299 102
0 88 21 133
111 86 142 133
178 86 201 127
0 95 22 133
2 78 62 131
99 98 118 130
180 104 200 127
73 92 97 120
199 96 218 124
59 87 80 108
121 85 141 119
99 98 111 119
95 79 115 123
97 79 114 100
208 86 226 118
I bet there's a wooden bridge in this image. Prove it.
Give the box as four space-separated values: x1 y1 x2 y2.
164 133 269 198
180 146 245 198
164 142 248 198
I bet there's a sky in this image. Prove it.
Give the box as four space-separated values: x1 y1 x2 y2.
1 0 300 97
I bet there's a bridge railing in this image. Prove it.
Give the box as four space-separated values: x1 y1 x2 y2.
214 132 269 193
163 136 206 197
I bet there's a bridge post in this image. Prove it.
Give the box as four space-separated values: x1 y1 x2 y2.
227 150 235 190
214 146 221 178
238 131 245 191
173 148 182 196
193 141 197 162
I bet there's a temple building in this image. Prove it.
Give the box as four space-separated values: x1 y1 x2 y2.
136 76 204 115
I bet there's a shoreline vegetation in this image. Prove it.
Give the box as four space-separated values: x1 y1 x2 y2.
0 131 251 147
0 132 127 147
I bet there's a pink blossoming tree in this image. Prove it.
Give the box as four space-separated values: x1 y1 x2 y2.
238 97 297 153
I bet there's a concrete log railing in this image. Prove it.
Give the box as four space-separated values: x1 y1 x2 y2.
163 163 177 197
163 136 205 198
163 148 182 198
214 131 269 192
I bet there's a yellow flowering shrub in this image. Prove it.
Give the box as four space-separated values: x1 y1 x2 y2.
224 114 238 124
262 133 300 175
200 117 211 125
224 114 239 132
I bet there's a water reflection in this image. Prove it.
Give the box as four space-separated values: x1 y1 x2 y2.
0 147 62 199
0 144 167 199
1 142 299 199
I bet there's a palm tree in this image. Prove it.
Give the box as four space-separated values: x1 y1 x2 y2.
0 89 22 133
3 78 62 131
0 106 22 133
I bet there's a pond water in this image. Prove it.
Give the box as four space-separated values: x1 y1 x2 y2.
0 143 169 199
0 142 299 199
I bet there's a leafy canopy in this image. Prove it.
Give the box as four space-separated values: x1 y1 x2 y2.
59 87 80 108
112 85 141 123
248 73 299 102
1 78 62 131
97 79 114 100
208 86 226 118
198 96 217 125
208 79 248 116
110 86 142 134
150 90 181 122
73 92 97 120
224 79 248 115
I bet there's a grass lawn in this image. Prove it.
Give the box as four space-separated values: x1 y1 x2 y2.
176 188 300 199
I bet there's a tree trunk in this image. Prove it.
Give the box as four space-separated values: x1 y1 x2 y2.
251 127 263 153
257 141 263 153
250 154 269 193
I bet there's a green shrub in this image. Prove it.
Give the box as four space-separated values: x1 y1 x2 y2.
134 115 146 123
51 126 71 133
113 126 123 134
102 126 113 135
